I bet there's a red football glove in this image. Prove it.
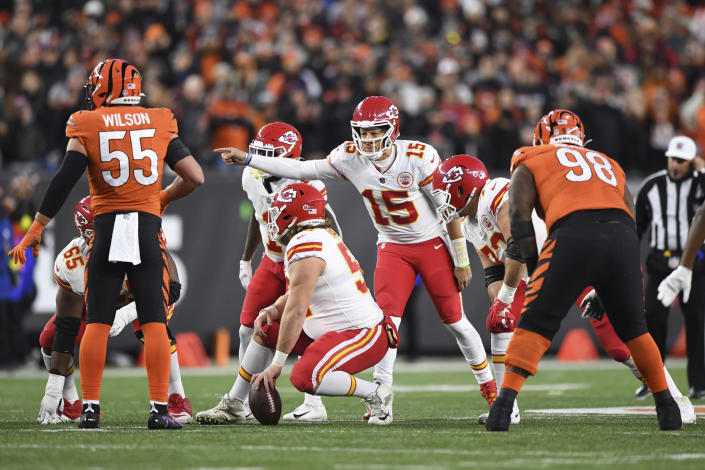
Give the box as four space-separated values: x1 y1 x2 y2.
8 219 45 265
486 299 516 333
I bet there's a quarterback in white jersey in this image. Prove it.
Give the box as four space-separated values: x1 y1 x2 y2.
199 183 398 426
216 96 496 420
37 196 192 425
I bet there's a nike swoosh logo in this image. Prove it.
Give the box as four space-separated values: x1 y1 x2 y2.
292 411 311 419
434 244 444 250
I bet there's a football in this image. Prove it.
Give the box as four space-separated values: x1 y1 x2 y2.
248 382 282 425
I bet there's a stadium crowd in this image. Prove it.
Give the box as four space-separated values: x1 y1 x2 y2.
1 0 704 174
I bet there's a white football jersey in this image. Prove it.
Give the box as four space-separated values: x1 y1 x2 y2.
463 177 548 264
326 140 444 244
242 168 327 263
284 228 383 340
54 237 130 299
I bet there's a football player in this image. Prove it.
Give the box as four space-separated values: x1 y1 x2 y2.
486 109 681 431
217 97 496 423
200 183 399 425
9 59 204 429
37 196 193 425
197 122 336 424
432 154 695 425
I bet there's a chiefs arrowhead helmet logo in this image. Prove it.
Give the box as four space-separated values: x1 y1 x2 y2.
276 188 298 203
442 166 465 184
278 130 298 146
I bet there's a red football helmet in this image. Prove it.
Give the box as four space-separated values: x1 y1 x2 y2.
350 96 400 161
73 196 94 241
533 109 585 147
267 183 326 241
84 59 143 109
249 122 303 160
432 155 489 223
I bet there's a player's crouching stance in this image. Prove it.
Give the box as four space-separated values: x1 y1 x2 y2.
36 196 192 425
196 183 398 425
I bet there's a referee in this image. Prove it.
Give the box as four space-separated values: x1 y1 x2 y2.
635 135 705 400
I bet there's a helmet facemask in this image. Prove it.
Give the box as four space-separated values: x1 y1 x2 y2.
431 187 459 223
351 123 394 162
267 205 296 241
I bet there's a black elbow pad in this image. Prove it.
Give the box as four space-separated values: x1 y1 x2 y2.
505 237 524 263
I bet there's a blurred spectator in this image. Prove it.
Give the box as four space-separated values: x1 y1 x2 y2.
0 0 704 174
0 186 16 369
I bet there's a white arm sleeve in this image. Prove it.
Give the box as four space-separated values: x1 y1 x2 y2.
249 155 341 180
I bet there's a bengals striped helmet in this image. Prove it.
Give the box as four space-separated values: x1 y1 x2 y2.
84 59 143 109
533 109 585 147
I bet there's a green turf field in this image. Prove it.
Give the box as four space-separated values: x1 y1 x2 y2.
1 359 703 469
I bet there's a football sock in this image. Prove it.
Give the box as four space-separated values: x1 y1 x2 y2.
304 392 323 406
168 350 185 397
142 322 171 403
372 316 401 386
505 328 551 376
79 323 111 401
663 366 683 398
502 370 528 393
315 371 377 398
626 333 667 393
228 340 272 402
621 356 642 380
445 317 492 383
589 315 631 362
491 332 512 387
238 325 254 365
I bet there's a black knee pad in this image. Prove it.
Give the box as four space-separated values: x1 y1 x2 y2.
52 317 82 354
166 326 177 347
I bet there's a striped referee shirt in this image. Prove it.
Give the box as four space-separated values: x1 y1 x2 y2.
635 169 705 252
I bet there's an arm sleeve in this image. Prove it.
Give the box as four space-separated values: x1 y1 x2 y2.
38 151 87 218
249 155 341 180
164 137 191 169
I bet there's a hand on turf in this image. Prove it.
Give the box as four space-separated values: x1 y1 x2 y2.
37 376 64 425
214 147 249 165
251 364 282 393
658 265 692 306
239 260 252 290
579 289 605 321
486 299 516 333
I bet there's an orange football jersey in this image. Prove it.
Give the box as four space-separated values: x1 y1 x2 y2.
510 144 630 232
66 106 178 216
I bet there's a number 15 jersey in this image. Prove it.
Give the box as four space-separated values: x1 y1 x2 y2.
66 106 179 217
510 144 629 232
326 140 443 244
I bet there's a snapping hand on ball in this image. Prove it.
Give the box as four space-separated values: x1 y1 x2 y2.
251 364 282 393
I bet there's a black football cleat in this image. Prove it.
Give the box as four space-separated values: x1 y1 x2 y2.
78 403 101 429
485 402 513 432
656 399 682 431
148 412 184 430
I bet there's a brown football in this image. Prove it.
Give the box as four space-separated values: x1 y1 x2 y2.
248 383 282 425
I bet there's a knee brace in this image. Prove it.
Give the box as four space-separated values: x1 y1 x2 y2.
52 317 82 354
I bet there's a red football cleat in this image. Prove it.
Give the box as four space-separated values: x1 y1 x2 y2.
168 394 193 424
480 380 497 407
62 399 82 422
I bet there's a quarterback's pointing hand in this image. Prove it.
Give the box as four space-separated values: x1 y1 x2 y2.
214 147 249 165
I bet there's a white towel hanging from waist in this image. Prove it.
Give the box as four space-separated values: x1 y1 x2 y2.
108 212 141 265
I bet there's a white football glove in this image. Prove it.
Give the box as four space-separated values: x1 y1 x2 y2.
37 374 65 425
109 302 138 337
239 260 252 290
579 289 605 321
657 265 692 307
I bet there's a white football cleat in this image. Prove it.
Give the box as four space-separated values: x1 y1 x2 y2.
478 400 520 425
195 396 246 425
364 383 394 425
675 396 696 425
283 401 328 422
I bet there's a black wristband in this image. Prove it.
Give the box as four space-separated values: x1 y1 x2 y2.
38 151 87 218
